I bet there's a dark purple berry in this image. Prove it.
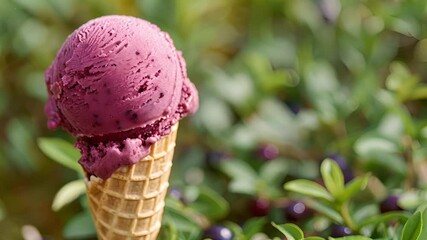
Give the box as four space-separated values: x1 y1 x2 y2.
250 198 270 217
285 101 301 115
256 144 279 161
169 188 188 204
380 195 403 213
328 154 354 183
330 225 352 237
169 188 183 199
205 151 229 167
285 201 311 222
203 225 233 240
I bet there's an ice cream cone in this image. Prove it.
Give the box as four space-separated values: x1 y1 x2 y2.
86 123 178 240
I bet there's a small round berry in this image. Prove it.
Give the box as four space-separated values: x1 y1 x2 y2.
169 188 188 204
205 151 229 167
330 225 352 237
285 101 301 115
250 198 270 217
380 195 403 213
285 201 311 222
169 188 183 199
203 225 233 240
256 144 279 161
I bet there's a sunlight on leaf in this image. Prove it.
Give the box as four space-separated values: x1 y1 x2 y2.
242 217 266 238
220 159 258 195
271 222 304 240
340 174 370 202
321 159 344 199
401 210 422 240
189 187 229 220
285 179 333 202
38 138 81 172
52 179 86 211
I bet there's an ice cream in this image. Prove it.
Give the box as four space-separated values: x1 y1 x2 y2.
45 15 198 179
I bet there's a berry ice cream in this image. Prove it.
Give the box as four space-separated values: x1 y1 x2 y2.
45 15 198 179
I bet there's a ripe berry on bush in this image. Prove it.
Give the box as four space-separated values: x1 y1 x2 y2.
250 198 270 217
256 144 279 161
285 101 301 115
285 201 311 222
205 151 229 167
330 224 352 237
380 195 403 213
169 188 188 204
202 225 233 240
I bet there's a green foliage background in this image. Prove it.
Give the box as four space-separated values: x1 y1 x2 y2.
1 0 427 239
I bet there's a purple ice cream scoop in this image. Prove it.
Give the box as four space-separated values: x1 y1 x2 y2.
45 15 198 179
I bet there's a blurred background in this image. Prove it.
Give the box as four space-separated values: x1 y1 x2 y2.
1 0 427 239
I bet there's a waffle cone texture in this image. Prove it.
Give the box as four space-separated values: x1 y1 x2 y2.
86 124 178 240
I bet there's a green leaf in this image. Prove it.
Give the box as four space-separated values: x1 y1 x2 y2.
271 222 304 240
340 174 370 202
159 222 179 240
242 217 266 238
224 221 245 240
248 99 303 145
197 96 233 133
219 159 258 195
189 187 229 221
306 199 343 223
63 211 96 239
321 159 345 199
328 236 373 240
359 211 410 227
52 179 86 211
304 237 325 240
7 119 36 172
37 138 81 172
284 179 333 202
260 158 289 186
177 230 201 240
354 135 398 157
163 199 201 233
399 190 427 210
385 62 418 101
401 211 422 240
411 85 427 100
417 208 427 240
303 61 340 122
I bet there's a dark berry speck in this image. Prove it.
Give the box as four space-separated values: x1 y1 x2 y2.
125 110 138 121
205 151 229 167
250 198 270 217
285 201 311 222
203 225 233 240
330 225 352 237
285 101 301 114
380 195 403 213
256 144 279 161
169 188 188 204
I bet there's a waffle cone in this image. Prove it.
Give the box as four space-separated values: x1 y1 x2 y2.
86 124 178 240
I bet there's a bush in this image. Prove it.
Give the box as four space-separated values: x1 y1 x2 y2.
2 0 427 239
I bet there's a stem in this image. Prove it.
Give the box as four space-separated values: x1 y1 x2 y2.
340 201 358 232
402 136 415 190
